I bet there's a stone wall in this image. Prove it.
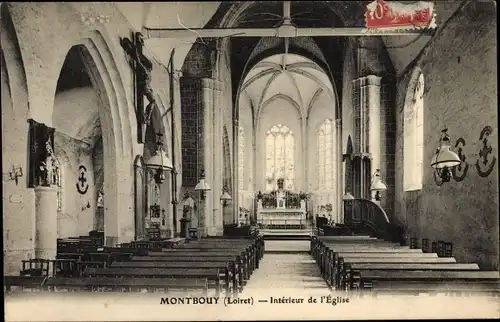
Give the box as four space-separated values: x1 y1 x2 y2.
394 1 498 269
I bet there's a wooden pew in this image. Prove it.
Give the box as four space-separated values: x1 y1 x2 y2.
339 263 480 290
110 260 243 293
149 250 255 277
352 270 500 295
4 276 47 292
130 255 248 286
184 236 265 259
340 257 457 263
83 267 231 297
170 244 258 270
44 276 209 295
317 245 425 279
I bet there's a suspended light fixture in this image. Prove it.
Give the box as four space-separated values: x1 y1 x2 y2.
431 128 461 185
370 169 387 201
146 132 173 184
194 168 211 200
220 185 232 207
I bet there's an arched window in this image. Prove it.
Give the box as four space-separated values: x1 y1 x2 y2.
316 119 336 205
265 124 295 191
404 73 424 191
238 126 245 203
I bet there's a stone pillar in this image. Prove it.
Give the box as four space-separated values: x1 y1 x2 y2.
213 81 224 236
354 75 382 169
336 119 343 224
34 186 57 259
232 118 239 224
201 79 214 237
352 75 382 199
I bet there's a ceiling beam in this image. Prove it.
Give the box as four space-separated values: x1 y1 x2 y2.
142 27 426 39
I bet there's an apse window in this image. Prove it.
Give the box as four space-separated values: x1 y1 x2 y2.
265 124 295 191
404 72 424 191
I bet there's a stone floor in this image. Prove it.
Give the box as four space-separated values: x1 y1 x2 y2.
241 240 330 297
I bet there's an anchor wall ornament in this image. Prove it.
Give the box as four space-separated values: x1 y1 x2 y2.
475 126 496 178
76 165 89 195
451 137 469 182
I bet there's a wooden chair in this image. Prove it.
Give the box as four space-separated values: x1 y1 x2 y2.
20 259 50 277
421 238 430 253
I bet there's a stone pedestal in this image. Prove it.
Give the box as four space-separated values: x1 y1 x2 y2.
180 218 191 238
34 186 57 259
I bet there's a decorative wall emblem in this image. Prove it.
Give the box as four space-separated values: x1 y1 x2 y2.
452 138 468 182
475 126 496 178
76 165 89 195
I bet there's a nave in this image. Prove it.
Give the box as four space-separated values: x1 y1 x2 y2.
2 1 499 319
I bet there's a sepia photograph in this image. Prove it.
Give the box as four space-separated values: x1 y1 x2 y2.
2 1 498 320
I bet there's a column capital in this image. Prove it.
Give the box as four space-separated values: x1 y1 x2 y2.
352 75 382 87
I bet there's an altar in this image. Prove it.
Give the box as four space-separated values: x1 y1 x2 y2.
257 208 306 229
256 179 307 229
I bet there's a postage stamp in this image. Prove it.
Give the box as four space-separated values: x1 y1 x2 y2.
364 0 437 31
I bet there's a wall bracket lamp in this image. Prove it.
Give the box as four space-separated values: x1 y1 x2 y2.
6 165 23 185
431 129 461 186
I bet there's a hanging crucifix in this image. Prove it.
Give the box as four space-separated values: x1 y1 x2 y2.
120 32 156 144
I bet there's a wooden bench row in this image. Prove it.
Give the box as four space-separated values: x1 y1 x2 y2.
4 276 209 295
15 236 264 297
311 236 499 295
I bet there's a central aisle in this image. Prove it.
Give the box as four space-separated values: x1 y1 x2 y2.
240 240 330 296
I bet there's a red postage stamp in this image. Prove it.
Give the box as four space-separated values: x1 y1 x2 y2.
365 0 437 31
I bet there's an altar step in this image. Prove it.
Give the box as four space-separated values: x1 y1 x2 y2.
261 228 313 241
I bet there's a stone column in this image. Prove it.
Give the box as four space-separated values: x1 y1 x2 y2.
34 186 57 259
354 75 382 170
336 119 343 224
232 118 239 224
201 79 214 237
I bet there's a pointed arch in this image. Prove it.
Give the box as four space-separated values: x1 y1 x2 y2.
403 68 424 191
0 3 29 115
260 93 303 122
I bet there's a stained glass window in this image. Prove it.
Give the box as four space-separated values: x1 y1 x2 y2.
316 119 336 205
404 73 424 191
265 124 295 191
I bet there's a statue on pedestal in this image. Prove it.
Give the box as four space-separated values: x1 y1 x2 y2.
38 139 59 187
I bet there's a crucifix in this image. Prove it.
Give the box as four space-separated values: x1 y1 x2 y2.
120 32 156 144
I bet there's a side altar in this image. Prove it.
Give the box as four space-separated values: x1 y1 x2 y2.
255 179 308 229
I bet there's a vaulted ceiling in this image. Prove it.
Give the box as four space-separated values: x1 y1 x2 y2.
243 53 334 121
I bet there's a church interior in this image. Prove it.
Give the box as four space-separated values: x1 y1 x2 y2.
2 0 499 313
